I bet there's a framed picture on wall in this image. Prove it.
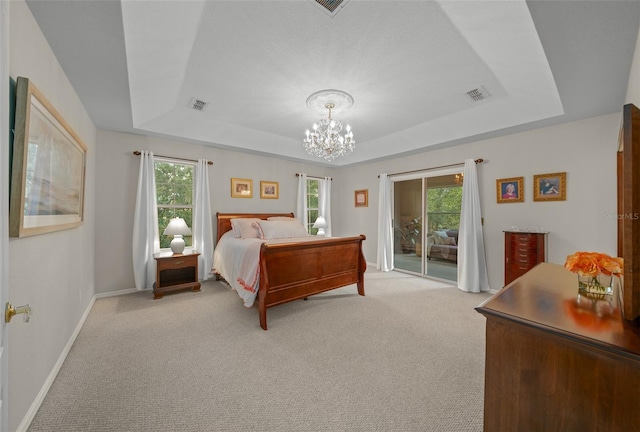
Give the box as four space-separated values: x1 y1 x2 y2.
533 172 566 201
9 76 87 237
260 181 279 199
496 177 524 203
231 178 253 198
355 189 368 207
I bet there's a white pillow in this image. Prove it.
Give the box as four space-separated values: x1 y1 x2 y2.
254 220 310 239
230 218 261 239
434 230 448 240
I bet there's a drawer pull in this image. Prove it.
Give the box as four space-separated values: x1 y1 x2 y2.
174 260 184 265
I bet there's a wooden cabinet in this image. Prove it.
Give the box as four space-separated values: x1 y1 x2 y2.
504 231 547 285
476 263 640 432
153 251 201 299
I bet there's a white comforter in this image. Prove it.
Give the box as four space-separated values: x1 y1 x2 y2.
213 231 321 307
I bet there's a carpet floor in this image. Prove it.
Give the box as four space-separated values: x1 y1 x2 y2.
28 269 492 432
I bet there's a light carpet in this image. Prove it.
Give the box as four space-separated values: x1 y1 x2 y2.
28 269 492 432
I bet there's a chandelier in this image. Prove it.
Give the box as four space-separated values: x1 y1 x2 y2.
303 89 355 162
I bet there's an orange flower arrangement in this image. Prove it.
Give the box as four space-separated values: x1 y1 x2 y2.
564 252 623 277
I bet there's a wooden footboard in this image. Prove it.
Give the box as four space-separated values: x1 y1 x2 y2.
257 235 366 330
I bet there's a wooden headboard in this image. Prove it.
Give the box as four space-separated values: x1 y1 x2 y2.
216 212 295 243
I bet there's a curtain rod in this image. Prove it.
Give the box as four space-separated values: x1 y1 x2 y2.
379 158 483 178
133 151 213 165
295 173 333 180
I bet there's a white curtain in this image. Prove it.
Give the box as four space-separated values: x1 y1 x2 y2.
457 159 490 293
377 173 394 271
193 159 213 281
318 177 332 237
296 173 309 230
132 151 160 290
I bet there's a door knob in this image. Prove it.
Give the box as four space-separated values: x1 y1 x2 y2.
5 302 31 323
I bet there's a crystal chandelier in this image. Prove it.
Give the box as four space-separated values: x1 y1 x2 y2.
303 89 355 162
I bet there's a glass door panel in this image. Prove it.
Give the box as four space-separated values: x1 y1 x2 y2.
425 174 462 281
393 179 423 274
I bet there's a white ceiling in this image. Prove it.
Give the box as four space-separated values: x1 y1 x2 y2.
25 0 640 167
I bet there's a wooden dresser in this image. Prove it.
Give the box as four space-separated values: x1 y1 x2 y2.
476 263 640 431
504 230 547 285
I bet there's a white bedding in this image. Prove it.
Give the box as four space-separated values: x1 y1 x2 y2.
212 231 324 307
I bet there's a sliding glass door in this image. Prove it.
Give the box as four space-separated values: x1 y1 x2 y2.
393 171 463 282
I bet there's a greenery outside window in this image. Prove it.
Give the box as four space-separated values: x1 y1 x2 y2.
155 159 194 249
426 185 462 233
306 178 319 234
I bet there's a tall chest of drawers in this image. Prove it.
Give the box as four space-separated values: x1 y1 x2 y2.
504 231 548 286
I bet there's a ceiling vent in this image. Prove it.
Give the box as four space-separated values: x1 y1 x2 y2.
465 87 491 103
309 0 351 18
188 97 209 111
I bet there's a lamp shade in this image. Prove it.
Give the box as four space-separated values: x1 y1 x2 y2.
313 216 327 237
312 216 327 228
163 218 191 254
163 217 192 236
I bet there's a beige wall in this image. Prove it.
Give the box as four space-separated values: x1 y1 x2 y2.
626 18 640 106
333 113 621 291
7 1 97 430
94 130 336 294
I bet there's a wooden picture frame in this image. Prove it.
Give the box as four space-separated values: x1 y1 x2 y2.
533 172 566 202
9 77 87 237
496 177 524 203
355 189 368 207
231 178 253 198
260 181 279 199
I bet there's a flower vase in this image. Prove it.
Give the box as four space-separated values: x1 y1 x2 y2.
577 274 613 296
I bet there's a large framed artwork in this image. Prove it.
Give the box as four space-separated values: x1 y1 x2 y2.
9 77 87 237
533 172 567 202
496 177 524 203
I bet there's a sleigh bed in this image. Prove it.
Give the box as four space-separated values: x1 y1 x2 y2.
213 213 366 330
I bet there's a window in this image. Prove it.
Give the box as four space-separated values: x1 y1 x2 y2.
155 159 194 249
306 178 319 234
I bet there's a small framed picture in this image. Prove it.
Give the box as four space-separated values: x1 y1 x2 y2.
260 181 279 199
231 178 253 198
496 177 524 203
533 172 566 202
355 189 368 207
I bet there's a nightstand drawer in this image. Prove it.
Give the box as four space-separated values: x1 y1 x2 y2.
157 254 197 271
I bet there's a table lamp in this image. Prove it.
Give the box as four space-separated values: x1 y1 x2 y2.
163 217 192 254
313 216 327 237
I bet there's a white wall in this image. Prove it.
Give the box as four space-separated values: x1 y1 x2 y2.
626 18 640 107
334 113 621 291
94 130 336 294
7 1 96 430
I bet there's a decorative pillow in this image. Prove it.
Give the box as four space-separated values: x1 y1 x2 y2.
230 218 261 239
442 237 457 246
434 230 448 239
254 220 310 239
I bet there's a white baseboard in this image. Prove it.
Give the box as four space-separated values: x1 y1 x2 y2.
95 287 139 299
16 295 96 432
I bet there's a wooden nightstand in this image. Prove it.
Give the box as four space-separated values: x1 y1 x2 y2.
153 250 201 299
